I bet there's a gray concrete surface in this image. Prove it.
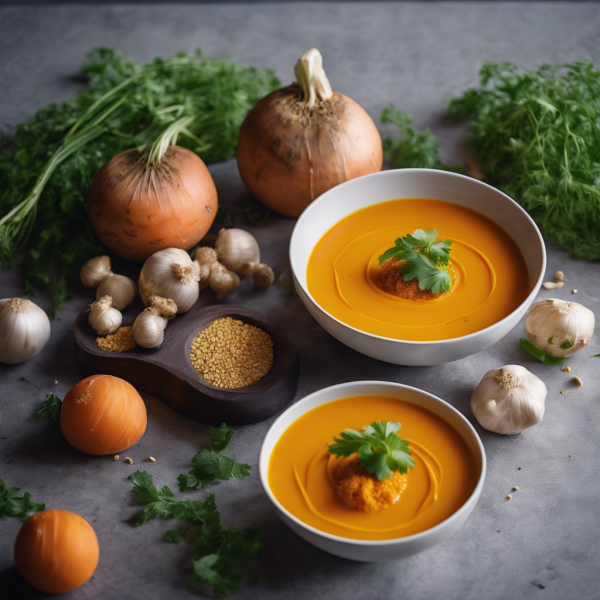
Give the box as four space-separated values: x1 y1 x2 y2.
1 3 599 599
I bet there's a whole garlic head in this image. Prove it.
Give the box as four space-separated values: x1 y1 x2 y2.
96 274 137 311
132 295 177 349
525 298 595 357
138 248 200 313
215 228 260 275
471 365 546 435
0 298 51 364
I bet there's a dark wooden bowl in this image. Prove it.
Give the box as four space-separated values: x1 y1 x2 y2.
73 300 299 426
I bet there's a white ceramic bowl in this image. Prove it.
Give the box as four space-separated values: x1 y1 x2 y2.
259 380 486 562
289 169 546 365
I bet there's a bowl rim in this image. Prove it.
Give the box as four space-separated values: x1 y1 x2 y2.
259 380 487 547
289 168 546 346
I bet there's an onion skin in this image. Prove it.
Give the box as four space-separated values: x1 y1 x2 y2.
60 374 147 455
89 146 218 261
237 86 383 217
14 510 99 594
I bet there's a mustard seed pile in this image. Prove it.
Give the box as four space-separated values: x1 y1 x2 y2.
190 317 274 389
96 326 136 352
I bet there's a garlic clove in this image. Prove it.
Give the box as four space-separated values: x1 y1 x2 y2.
96 274 137 311
471 365 546 435
80 255 112 288
0 298 51 364
209 262 240 300
138 248 200 313
194 246 218 290
214 228 260 276
132 295 177 348
524 298 595 357
88 296 122 336
252 263 275 290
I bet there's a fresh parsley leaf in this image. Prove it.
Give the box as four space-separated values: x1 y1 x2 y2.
378 229 453 294
129 471 263 598
0 478 45 521
519 338 566 365
449 61 600 261
328 421 414 481
560 339 574 350
179 424 251 491
593 354 600 357
207 423 235 453
38 392 62 421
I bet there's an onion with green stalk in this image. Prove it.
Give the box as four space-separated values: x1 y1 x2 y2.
89 117 218 261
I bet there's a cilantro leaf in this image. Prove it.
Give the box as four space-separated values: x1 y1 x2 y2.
0 478 45 521
179 424 250 491
328 421 414 481
378 229 453 294
128 471 263 598
519 338 566 365
38 392 62 421
560 339 574 350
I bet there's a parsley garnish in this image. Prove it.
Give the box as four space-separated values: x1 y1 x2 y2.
129 471 262 597
38 392 62 421
519 338 565 365
328 421 414 481
379 229 453 294
0 478 45 521
178 424 251 492
560 339 574 350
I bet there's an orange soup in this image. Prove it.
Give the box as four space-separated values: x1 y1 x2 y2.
307 199 529 341
268 395 480 541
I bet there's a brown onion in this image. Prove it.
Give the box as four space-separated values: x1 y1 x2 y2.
89 119 218 261
237 49 383 217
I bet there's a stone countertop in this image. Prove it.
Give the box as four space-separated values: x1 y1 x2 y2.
1 3 599 600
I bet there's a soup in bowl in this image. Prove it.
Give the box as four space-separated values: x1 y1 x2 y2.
289 169 545 365
259 381 486 562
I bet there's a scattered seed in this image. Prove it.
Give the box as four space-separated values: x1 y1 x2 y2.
561 390 567 395
149 456 156 462
553 270 564 282
125 457 134 465
518 467 522 470
573 376 583 387
53 379 58 385
507 494 512 500
113 454 120 461
561 366 571 372
568 455 572 458
513 486 519 491
543 281 564 289
572 289 578 294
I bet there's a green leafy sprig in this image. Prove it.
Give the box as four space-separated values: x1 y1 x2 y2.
0 478 45 521
38 392 62 421
378 228 453 294
129 471 262 597
449 61 600 261
519 338 565 365
178 424 251 492
328 421 414 481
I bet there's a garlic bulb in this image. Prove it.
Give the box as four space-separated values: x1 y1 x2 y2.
471 365 546 435
214 228 260 275
525 298 595 357
96 274 137 310
0 298 51 364
88 296 122 336
132 295 177 348
209 262 240 300
138 248 200 313
80 255 112 288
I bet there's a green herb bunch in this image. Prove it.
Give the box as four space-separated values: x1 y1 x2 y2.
449 61 600 261
328 421 414 481
379 228 453 294
0 48 280 312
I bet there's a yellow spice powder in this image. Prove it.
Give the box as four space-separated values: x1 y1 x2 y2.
96 326 136 352
190 317 274 389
